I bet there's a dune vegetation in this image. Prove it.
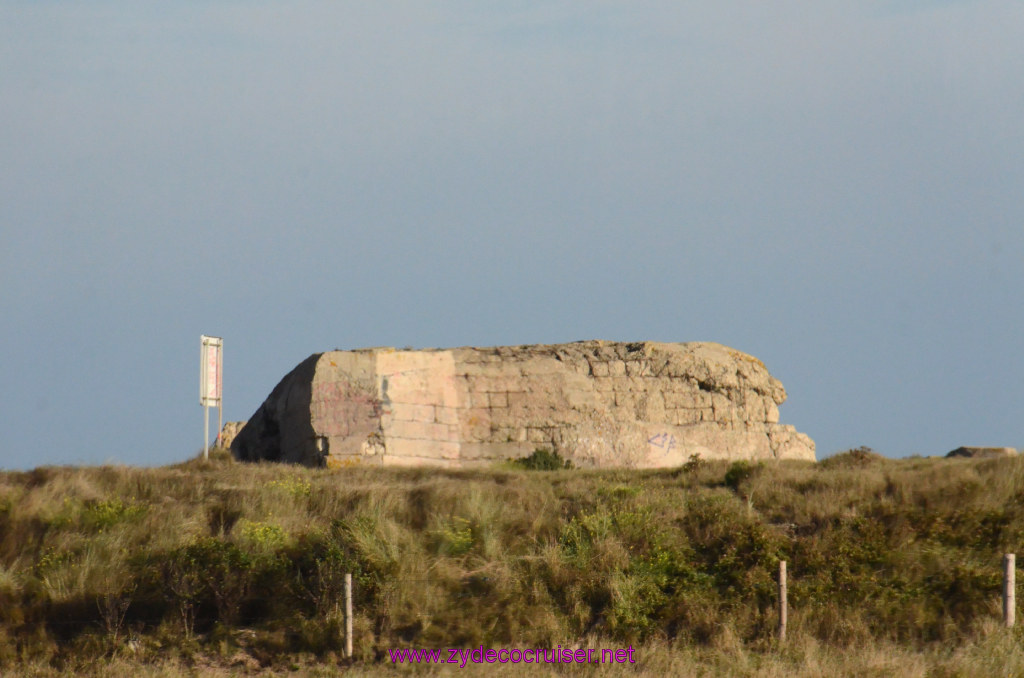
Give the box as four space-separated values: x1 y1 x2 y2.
1 448 1024 676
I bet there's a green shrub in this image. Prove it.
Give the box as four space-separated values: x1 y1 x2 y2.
681 453 705 474
288 531 361 619
431 516 475 556
724 460 760 491
513 448 572 471
819 446 886 469
266 477 312 499
237 520 287 552
81 497 146 531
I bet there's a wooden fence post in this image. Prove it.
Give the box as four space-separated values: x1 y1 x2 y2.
1004 554 1015 628
778 560 788 642
345 573 353 658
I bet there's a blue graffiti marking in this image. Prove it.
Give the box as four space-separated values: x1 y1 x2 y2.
647 433 677 451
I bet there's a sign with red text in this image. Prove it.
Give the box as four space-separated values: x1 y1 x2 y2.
200 335 223 406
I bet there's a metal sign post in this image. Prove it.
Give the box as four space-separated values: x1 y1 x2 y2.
200 335 223 460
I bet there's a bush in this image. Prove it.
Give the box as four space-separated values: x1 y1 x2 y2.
513 448 573 471
160 537 253 632
819 446 887 469
724 460 760 491
681 453 705 474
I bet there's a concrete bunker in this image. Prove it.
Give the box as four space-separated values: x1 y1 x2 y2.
231 340 816 468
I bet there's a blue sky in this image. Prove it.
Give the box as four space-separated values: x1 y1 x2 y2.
2 1 1022 468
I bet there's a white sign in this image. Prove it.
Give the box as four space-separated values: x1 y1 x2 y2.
200 335 223 405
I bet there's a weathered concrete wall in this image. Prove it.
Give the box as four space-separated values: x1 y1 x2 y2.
232 354 320 465
231 341 816 468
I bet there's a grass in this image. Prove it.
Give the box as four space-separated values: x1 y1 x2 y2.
1 448 1024 675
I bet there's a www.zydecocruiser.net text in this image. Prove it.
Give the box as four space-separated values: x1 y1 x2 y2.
389 645 638 666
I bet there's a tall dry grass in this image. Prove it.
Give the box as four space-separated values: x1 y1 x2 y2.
1 448 1023 674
